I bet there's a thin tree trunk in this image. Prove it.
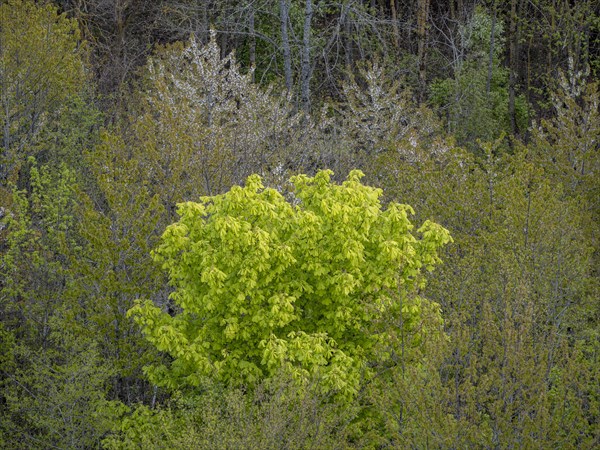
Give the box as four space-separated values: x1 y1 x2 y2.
548 0 555 75
416 0 431 103
280 0 293 92
344 4 353 71
456 0 463 19
301 0 313 113
486 0 497 97
249 5 256 82
508 0 518 135
390 0 400 48
199 1 210 45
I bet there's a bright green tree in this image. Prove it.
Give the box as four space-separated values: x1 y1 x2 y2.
129 170 451 399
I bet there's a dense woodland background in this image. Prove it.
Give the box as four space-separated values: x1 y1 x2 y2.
1 0 599 448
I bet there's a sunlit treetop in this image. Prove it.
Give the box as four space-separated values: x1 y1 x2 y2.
129 170 452 399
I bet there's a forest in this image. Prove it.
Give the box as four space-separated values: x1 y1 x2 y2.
0 0 598 448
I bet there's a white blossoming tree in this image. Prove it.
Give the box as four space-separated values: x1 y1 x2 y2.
132 31 303 209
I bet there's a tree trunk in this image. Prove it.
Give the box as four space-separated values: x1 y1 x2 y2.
508 0 518 135
486 0 497 97
416 0 431 103
344 4 353 71
390 0 400 48
249 5 256 82
280 0 293 92
301 0 313 113
456 0 464 20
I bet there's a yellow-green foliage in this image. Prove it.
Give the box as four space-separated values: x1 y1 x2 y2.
130 170 451 399
0 0 87 182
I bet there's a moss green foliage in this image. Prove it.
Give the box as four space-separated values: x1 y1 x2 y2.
0 0 88 185
368 138 599 447
1 1 599 448
1 330 120 449
0 160 78 344
0 161 119 448
103 375 356 450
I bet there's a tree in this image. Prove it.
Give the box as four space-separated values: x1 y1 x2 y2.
430 5 529 151
0 0 87 188
331 61 447 183
515 0 600 113
416 0 431 101
0 161 119 448
1 327 119 449
132 31 303 202
532 70 599 224
129 170 451 399
103 374 356 449
300 0 314 112
59 0 162 114
69 130 166 403
0 160 79 347
280 0 293 92
364 131 598 446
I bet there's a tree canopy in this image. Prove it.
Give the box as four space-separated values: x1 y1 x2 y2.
129 170 451 398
